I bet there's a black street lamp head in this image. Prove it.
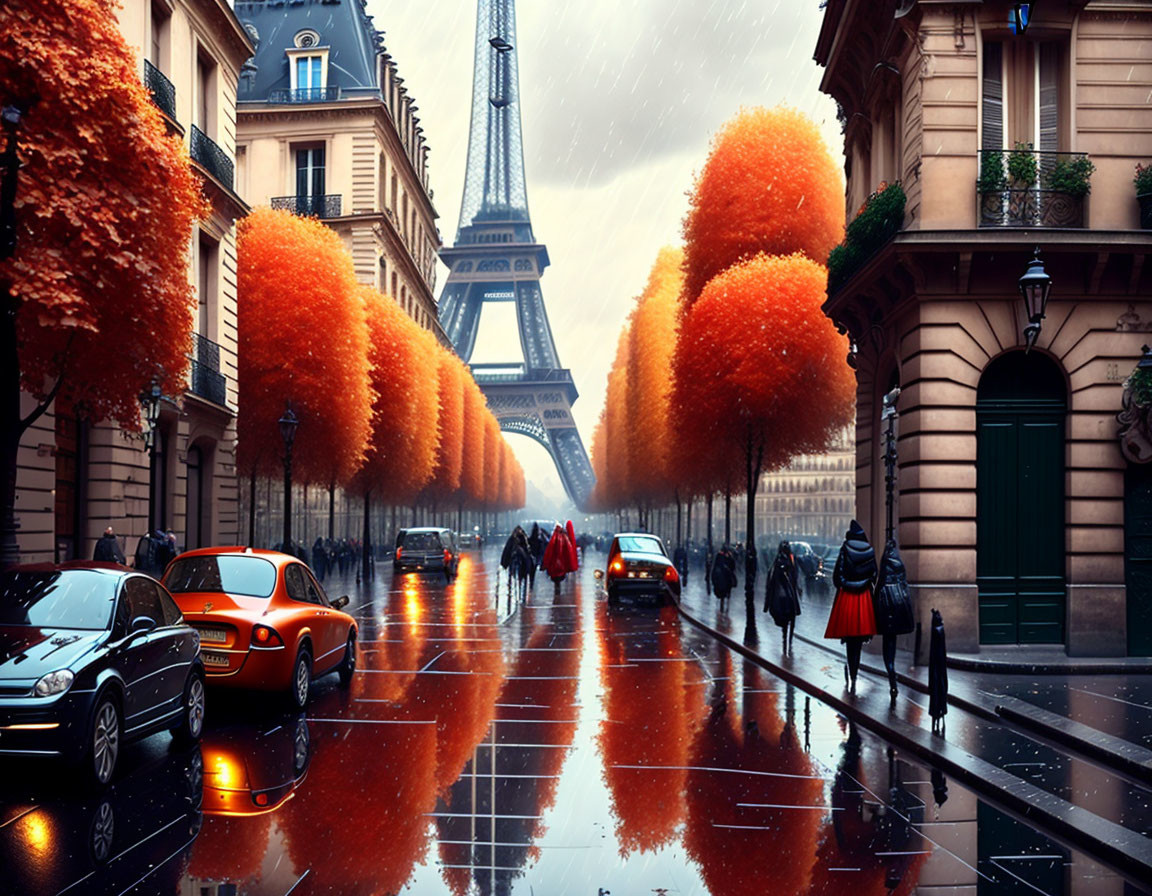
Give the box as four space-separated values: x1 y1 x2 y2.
1019 248 1052 353
139 380 162 448
1139 345 1152 371
1012 2 1036 34
278 403 299 450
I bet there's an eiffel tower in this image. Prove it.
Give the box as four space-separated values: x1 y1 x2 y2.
438 0 595 509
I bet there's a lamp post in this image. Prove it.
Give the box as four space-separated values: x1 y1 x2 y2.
279 403 299 550
1019 249 1053 353
1012 2 1036 34
882 386 901 544
0 105 26 570
140 380 162 532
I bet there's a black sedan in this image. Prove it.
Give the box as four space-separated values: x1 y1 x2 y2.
600 533 682 606
0 563 206 784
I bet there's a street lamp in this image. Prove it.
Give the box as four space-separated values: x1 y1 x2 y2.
882 386 901 544
279 402 299 550
140 380 162 531
1019 249 1053 353
1012 3 1036 35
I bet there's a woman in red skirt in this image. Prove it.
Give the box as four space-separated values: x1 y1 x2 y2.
825 520 878 691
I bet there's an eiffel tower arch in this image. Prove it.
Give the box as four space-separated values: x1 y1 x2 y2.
439 0 595 509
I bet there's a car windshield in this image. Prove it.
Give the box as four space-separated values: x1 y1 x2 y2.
615 536 664 556
402 532 442 551
164 555 277 598
0 570 117 630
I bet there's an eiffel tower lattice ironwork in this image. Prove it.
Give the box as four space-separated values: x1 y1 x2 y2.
438 0 595 509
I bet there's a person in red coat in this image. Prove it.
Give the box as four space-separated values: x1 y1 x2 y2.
542 525 578 589
564 520 579 569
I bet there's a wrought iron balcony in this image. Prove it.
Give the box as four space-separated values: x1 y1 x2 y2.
190 124 234 191
271 194 342 219
977 149 1092 228
144 60 177 122
267 86 342 104
188 333 227 406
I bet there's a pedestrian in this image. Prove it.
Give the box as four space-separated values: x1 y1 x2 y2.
564 520 579 570
673 543 688 581
874 537 915 704
824 519 878 692
928 608 948 734
528 523 546 569
764 540 802 653
312 537 328 581
541 524 577 591
92 526 126 564
711 545 737 600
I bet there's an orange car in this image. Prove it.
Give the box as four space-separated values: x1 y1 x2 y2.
162 548 357 709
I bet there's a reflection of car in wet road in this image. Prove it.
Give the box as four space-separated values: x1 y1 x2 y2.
0 745 203 895
0 564 205 784
602 532 681 606
163 548 358 710
201 714 311 815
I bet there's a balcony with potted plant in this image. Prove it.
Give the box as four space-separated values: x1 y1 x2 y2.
977 143 1094 229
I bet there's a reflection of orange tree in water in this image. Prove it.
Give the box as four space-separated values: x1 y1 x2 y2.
684 653 824 895
808 722 930 896
437 589 584 896
597 605 707 856
188 813 272 885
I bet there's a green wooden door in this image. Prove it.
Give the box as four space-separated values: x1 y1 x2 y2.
1125 464 1152 656
977 353 1066 645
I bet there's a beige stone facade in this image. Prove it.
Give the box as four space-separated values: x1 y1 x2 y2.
233 2 444 338
13 0 251 563
815 0 1152 656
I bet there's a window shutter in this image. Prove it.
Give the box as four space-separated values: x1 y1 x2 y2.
1038 43 1059 153
982 41 1004 151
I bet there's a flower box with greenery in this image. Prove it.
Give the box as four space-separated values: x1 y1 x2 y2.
1046 156 1096 199
827 181 906 294
1136 164 1152 230
1007 142 1039 187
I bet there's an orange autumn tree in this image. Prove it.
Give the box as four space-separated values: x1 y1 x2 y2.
674 254 854 601
626 247 685 527
236 208 372 545
682 105 844 304
458 376 487 511
590 323 634 514
423 350 466 512
1 0 207 560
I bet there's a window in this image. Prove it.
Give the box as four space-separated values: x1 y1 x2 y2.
197 232 218 336
295 146 325 198
296 56 323 90
150 1 170 70
165 555 277 598
123 576 166 624
285 564 321 604
981 37 1068 152
196 50 217 136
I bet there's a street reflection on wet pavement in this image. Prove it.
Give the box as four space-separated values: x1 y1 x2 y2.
0 549 1143 894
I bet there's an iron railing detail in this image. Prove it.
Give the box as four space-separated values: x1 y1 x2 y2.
271 194 343 219
144 60 177 122
190 124 234 191
267 86 342 104
977 150 1090 228
188 333 227 406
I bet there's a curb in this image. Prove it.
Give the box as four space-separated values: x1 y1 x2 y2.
677 600 1152 888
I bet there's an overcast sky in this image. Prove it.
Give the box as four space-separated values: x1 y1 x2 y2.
368 0 842 510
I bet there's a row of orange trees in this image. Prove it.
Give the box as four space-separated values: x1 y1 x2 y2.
590 107 856 593
238 208 525 549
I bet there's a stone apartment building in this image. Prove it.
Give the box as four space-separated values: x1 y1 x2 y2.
815 0 1152 656
14 0 251 563
232 0 444 337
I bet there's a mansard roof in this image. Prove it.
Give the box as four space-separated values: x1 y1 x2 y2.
235 0 384 101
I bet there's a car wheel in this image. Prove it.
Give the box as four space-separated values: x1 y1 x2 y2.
338 632 356 686
88 799 114 864
171 670 206 744
289 646 312 710
90 694 121 786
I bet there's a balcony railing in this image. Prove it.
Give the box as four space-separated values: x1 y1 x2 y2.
271 194 343 219
188 333 227 406
190 124 234 191
267 86 342 104
144 60 177 122
977 149 1091 228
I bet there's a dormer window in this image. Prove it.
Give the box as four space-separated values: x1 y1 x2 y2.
287 37 329 96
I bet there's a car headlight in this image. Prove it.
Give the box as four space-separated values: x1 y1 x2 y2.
34 669 74 697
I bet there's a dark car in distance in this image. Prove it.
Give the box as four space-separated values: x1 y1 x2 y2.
0 564 205 784
601 533 681 607
394 528 460 580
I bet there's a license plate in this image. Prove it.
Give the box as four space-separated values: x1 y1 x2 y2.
196 627 228 643
201 651 230 668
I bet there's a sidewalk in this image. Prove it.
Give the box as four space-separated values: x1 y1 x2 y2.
671 575 1152 884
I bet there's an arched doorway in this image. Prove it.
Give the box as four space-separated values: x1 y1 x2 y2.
977 352 1067 645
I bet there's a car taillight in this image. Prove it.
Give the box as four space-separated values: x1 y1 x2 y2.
395 547 403 560
443 549 451 564
252 624 284 648
608 559 624 578
664 565 680 583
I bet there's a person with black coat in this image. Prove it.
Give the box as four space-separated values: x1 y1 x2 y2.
929 608 948 734
711 545 737 600
763 540 802 652
874 538 915 703
93 527 126 564
824 520 878 691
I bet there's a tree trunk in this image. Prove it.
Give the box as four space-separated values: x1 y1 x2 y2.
744 435 764 606
328 482 335 540
675 491 682 548
248 470 256 547
705 493 713 594
724 487 731 546
0 282 23 569
362 490 372 583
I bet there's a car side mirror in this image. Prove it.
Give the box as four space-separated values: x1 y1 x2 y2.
593 569 604 580
331 595 349 610
131 615 157 635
